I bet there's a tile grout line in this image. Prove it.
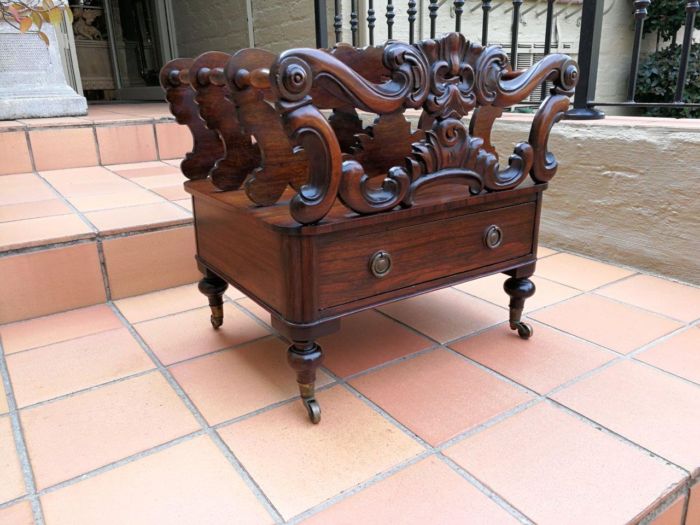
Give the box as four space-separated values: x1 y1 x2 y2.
0 339 45 525
105 303 286 524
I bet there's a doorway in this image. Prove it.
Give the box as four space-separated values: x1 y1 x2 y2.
69 0 177 101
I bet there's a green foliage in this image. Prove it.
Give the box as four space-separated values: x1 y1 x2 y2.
636 43 700 118
643 0 700 42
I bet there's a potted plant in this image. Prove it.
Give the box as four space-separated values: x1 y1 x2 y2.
0 0 87 119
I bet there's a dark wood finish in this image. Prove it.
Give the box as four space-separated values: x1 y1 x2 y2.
198 268 228 329
162 32 577 423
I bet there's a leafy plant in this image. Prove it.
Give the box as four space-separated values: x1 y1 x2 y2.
642 0 700 44
0 0 71 45
636 43 700 118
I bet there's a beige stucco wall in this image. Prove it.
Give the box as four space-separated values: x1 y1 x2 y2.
492 116 700 285
171 0 250 56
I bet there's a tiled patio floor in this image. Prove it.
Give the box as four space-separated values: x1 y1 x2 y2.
1 249 699 524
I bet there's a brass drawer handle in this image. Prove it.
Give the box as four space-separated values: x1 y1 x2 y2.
484 225 503 249
369 250 392 278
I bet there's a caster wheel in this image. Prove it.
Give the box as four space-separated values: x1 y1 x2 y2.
210 315 223 329
513 322 533 339
303 398 321 424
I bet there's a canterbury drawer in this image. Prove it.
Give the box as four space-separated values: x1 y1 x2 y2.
316 202 536 309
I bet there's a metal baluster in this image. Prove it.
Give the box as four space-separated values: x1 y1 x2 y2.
368 0 376 45
482 0 492 45
627 0 650 101
510 0 523 68
351 0 359 46
454 0 465 32
429 0 439 37
675 0 699 102
387 0 395 39
334 0 342 43
566 0 605 119
408 0 417 43
540 0 555 100
314 0 329 48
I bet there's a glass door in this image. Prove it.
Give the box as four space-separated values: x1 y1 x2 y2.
105 0 176 99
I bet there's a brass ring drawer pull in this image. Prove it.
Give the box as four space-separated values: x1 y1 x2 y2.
369 250 392 278
484 225 503 249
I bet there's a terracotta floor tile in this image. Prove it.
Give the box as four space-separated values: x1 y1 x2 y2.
538 246 557 257
378 288 507 343
236 297 271 325
0 379 8 414
163 158 183 167
636 327 700 385
7 328 153 407
17 117 91 127
41 435 271 525
687 483 700 525
553 360 700 474
0 304 121 354
219 386 423 520
445 403 685 524
0 416 25 504
318 310 433 377
0 500 33 525
156 122 194 160
85 202 191 234
0 198 72 223
351 349 531 445
108 163 178 178
224 285 245 300
0 214 93 252
0 173 56 206
135 303 269 365
174 198 192 212
67 189 165 212
96 124 157 165
455 274 580 313
29 128 98 171
0 243 106 324
115 283 206 323
41 166 137 198
534 253 635 291
21 372 199 489
303 456 518 525
171 338 332 424
597 274 700 322
648 495 685 525
0 131 32 175
450 322 614 394
153 185 189 201
102 226 200 299
530 294 683 354
130 173 183 189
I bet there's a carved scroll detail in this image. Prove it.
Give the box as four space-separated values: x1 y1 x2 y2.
160 58 223 180
226 49 308 205
404 118 485 205
190 51 261 191
271 56 342 224
529 94 571 183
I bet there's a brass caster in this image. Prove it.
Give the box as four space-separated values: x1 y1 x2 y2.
511 321 533 339
303 397 321 424
210 315 223 329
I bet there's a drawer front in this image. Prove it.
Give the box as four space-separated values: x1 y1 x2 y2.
317 202 536 309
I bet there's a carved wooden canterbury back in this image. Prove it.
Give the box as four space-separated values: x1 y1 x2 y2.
160 32 578 225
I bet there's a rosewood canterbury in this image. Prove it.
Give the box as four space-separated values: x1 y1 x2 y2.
161 32 578 423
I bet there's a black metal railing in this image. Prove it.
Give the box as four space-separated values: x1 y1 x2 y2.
312 0 700 119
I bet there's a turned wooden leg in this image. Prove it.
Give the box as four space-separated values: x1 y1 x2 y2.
503 276 536 339
198 269 228 329
287 341 324 424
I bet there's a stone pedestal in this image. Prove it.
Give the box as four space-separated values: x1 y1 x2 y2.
0 21 87 120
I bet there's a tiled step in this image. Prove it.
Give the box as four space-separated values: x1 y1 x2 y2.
0 105 203 324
